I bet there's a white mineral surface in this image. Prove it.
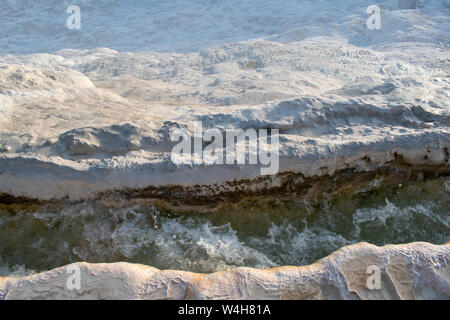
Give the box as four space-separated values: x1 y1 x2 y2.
1 242 449 300
0 0 448 199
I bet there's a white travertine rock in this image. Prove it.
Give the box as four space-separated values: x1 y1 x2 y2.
0 38 449 200
0 1 449 200
1 242 448 300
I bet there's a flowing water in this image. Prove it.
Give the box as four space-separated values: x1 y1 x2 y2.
1 177 449 276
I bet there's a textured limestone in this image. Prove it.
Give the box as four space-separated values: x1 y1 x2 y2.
1 242 448 300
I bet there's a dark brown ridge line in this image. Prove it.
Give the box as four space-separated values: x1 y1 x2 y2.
1 157 449 208
112 161 449 208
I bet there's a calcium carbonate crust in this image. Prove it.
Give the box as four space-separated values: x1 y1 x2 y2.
1 242 448 300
